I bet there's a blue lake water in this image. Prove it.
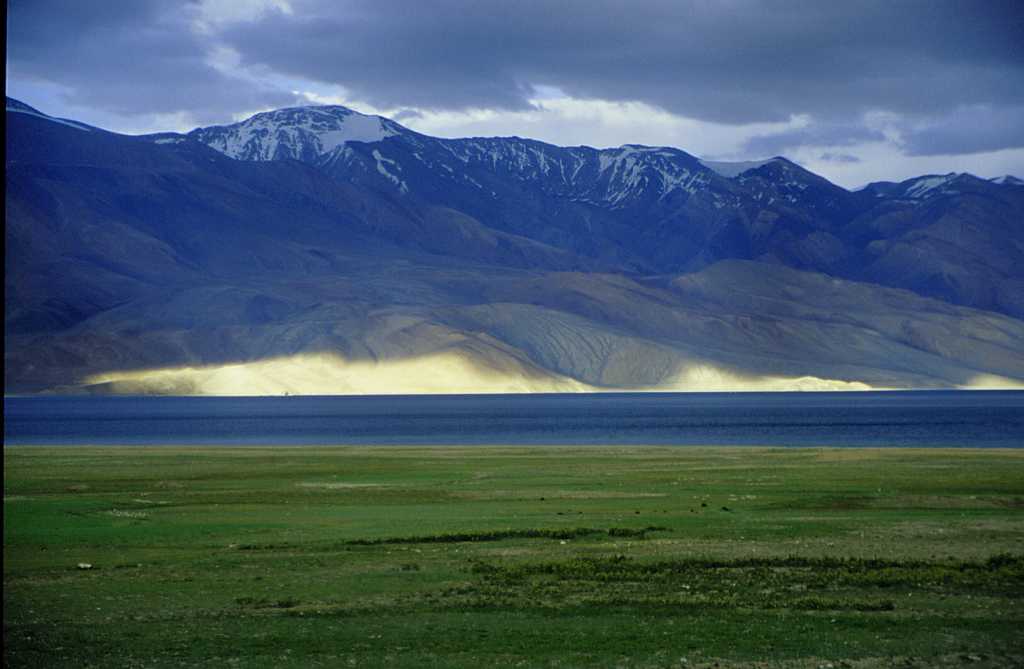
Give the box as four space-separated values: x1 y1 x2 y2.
4 391 1023 447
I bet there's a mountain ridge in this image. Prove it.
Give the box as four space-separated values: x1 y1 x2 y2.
11 97 1020 192
5 97 1024 394
177 103 1024 316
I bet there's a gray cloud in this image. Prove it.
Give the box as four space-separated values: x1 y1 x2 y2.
819 153 862 164
391 109 426 122
6 0 299 123
6 0 1024 159
902 106 1024 156
219 0 1024 126
743 123 886 157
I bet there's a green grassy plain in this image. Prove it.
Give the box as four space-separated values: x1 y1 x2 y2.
4 447 1024 668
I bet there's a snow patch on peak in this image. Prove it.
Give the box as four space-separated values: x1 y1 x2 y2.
597 145 661 174
590 145 706 206
372 149 408 193
192 105 399 161
990 175 1023 186
903 173 959 199
317 113 395 151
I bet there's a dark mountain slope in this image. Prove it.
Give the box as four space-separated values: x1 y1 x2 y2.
5 104 590 336
846 173 1024 317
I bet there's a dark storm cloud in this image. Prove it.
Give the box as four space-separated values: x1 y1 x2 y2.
6 0 1024 156
6 0 298 123
220 0 1024 127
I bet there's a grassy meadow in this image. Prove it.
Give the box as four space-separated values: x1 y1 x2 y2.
4 446 1024 668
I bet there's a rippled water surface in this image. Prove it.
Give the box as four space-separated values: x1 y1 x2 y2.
4 391 1023 447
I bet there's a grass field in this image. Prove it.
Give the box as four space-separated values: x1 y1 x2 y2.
4 446 1024 668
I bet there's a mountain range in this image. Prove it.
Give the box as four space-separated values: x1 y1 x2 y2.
6 97 1024 394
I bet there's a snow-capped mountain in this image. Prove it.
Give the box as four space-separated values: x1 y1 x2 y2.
7 96 1024 394
188 106 726 211
859 172 1018 201
184 104 1019 239
334 136 723 208
180 103 1024 302
10 95 1024 317
187 106 406 163
189 103 919 241
901 173 965 199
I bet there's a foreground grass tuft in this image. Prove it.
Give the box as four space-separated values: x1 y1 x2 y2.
234 526 667 550
344 525 667 545
457 553 1023 612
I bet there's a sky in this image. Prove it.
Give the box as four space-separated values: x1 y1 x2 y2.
6 0 1024 188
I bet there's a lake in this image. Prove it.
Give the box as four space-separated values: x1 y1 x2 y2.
4 391 1023 447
